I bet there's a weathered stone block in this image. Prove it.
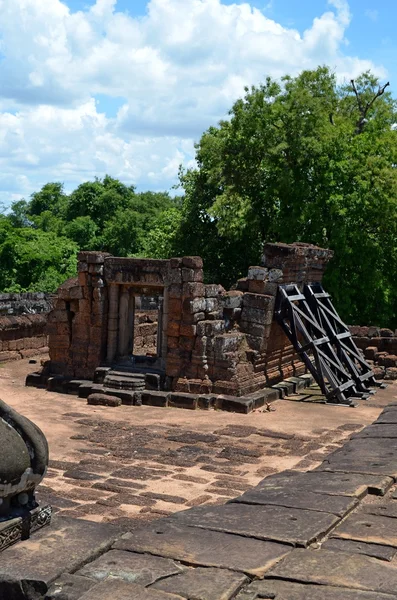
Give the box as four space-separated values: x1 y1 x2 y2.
268 268 283 282
222 291 243 309
167 320 180 337
247 266 268 280
205 284 225 297
87 393 121 407
182 268 204 283
141 391 170 407
169 392 198 410
183 297 206 314
182 256 204 269
180 324 196 337
364 346 378 361
197 320 225 337
182 282 205 297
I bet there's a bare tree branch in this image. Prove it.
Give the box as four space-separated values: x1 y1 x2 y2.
351 79 390 134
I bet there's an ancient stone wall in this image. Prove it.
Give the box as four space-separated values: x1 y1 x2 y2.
0 293 53 316
46 243 333 394
133 311 158 355
0 314 48 362
350 326 397 381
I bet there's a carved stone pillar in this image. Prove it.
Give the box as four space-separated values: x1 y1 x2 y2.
118 287 130 358
106 284 119 363
127 289 135 355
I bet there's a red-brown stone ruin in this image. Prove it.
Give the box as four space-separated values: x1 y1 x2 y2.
27 242 344 411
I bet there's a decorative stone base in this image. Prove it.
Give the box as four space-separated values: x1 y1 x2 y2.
0 505 52 553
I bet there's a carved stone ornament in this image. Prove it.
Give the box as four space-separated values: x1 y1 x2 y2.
0 398 51 551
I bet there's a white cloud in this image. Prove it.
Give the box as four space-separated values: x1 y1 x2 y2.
364 9 379 22
0 0 387 205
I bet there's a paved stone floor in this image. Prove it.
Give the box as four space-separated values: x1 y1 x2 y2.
0 358 391 528
2 357 397 599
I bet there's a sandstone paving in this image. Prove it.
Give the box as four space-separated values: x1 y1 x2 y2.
78 580 185 599
230 487 359 516
150 566 248 600
169 503 340 546
0 516 118 590
331 512 397 547
266 548 397 596
2 360 397 598
46 574 96 600
76 549 185 586
113 521 292 577
254 469 393 497
2 358 383 526
235 580 397 599
321 537 397 561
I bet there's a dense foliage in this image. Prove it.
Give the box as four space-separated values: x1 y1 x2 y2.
2 66 397 327
173 67 397 327
1 176 178 292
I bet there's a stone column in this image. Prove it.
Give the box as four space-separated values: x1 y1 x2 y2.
127 289 135 355
118 287 130 357
106 284 119 363
157 296 164 359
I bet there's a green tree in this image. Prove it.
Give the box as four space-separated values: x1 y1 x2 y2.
177 67 397 326
65 176 134 226
28 182 67 217
0 227 78 292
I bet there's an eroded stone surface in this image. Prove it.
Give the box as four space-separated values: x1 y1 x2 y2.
322 538 397 562
77 550 185 586
78 580 184 599
0 516 118 590
151 566 247 600
170 503 339 546
114 521 291 577
231 487 358 517
333 512 397 547
45 574 96 600
267 548 397 595
235 579 397 599
255 470 392 497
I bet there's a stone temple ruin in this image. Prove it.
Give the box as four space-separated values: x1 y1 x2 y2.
28 241 379 410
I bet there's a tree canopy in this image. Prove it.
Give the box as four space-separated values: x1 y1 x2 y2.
2 175 177 293
2 66 397 328
174 67 397 327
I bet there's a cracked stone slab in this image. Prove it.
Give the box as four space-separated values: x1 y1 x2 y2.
76 550 185 586
322 538 397 562
169 503 339 547
46 574 97 600
231 488 358 517
0 516 118 591
332 512 397 547
151 566 248 600
255 470 392 497
114 521 291 577
79 580 185 599
375 412 397 424
354 425 397 439
318 438 397 477
363 501 397 519
267 548 397 595
235 579 397 599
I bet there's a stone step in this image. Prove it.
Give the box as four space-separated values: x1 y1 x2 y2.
103 375 146 391
107 371 145 380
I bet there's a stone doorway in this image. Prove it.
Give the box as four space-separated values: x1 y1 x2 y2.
132 293 164 366
106 283 166 372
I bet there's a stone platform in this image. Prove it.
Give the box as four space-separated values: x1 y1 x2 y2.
3 398 397 598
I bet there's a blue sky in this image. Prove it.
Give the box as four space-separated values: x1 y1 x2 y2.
0 0 394 206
